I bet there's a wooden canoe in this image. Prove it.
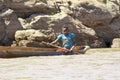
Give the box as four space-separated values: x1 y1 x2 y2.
0 46 88 58
0 46 58 58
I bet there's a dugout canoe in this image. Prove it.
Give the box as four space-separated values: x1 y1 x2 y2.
0 46 58 58
0 46 88 58
0 46 119 58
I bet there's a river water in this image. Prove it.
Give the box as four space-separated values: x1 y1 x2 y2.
0 52 120 80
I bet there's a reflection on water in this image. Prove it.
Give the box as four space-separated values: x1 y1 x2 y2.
0 52 120 80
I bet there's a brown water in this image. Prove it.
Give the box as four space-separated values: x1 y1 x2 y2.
0 52 120 80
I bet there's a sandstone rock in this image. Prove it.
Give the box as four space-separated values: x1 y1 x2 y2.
17 12 106 47
2 0 56 18
1 9 23 39
0 17 6 45
90 39 106 48
0 8 23 45
94 25 119 41
15 29 55 42
18 14 52 29
109 15 120 37
0 0 3 10
111 38 120 48
13 29 56 47
97 0 107 3
66 0 120 47
0 0 119 48
71 0 112 26
106 0 120 16
17 40 47 47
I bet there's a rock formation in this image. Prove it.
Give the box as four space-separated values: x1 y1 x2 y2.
111 38 120 48
0 0 120 48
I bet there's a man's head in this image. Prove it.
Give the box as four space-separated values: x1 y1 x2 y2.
62 26 69 35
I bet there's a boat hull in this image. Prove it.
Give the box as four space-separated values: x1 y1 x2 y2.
0 46 89 58
0 46 58 58
0 46 71 58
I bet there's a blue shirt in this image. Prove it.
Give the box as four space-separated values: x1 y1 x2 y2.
57 33 75 49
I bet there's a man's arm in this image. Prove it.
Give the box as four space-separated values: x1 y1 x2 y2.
51 34 62 44
70 36 76 51
51 38 59 44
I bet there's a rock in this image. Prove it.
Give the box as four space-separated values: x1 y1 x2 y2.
14 29 56 47
17 12 106 48
68 0 119 47
109 15 120 37
0 0 120 48
2 0 56 18
18 14 52 29
1 9 23 39
93 25 119 42
17 40 47 47
97 0 107 3
0 0 3 10
71 0 113 26
15 29 55 41
90 39 106 48
0 17 6 45
111 38 120 48
0 8 23 45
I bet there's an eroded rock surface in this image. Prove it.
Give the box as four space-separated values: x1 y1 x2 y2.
0 0 119 47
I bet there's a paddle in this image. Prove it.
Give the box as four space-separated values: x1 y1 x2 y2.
42 41 63 48
42 41 82 54
42 41 70 51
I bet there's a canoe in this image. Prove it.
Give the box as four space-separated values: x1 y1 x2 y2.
0 46 88 58
0 46 57 58
1 46 119 58
0 44 89 58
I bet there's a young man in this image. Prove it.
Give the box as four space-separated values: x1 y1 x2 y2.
51 26 75 52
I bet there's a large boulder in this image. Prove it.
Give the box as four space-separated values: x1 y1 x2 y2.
1 9 23 39
0 9 23 45
12 40 48 48
18 12 95 34
0 0 3 10
0 0 119 48
71 0 119 26
69 0 119 47
2 0 56 18
0 17 6 45
109 15 120 37
17 12 106 47
111 38 120 48
13 29 56 47
46 0 119 48
15 29 55 42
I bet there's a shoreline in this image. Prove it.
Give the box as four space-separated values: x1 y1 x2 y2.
86 48 120 54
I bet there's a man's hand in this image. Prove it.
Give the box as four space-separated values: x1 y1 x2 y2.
70 46 75 51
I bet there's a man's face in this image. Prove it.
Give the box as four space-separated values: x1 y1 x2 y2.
62 28 69 35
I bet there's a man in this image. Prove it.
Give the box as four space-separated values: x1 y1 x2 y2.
51 26 75 52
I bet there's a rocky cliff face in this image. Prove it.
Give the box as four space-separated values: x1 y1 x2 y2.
0 0 120 48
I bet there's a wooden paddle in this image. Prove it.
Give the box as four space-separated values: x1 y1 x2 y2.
42 41 70 50
42 41 62 48
42 41 83 54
